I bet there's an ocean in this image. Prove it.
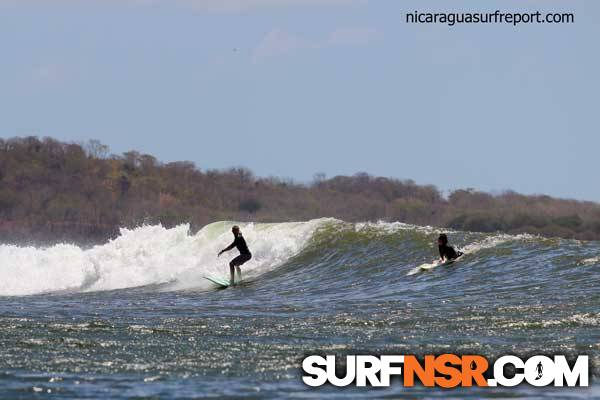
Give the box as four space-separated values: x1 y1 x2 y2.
0 219 598 398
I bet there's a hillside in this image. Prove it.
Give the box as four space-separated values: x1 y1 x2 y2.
1 136 599 243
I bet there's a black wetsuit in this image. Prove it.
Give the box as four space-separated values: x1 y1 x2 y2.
439 244 462 261
225 234 252 266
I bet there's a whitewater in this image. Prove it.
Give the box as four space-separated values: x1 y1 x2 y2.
0 220 324 296
0 218 598 398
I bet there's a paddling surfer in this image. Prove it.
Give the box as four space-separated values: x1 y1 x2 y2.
438 233 463 262
218 225 252 285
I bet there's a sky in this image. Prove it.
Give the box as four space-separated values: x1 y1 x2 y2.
1 0 598 201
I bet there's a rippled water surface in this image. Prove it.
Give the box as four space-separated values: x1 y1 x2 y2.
0 220 598 398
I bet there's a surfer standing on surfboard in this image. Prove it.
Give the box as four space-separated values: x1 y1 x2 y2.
438 233 462 262
218 225 252 286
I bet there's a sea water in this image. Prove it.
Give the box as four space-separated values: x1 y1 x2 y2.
0 219 598 398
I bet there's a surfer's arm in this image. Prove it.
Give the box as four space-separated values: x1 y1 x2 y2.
218 241 236 256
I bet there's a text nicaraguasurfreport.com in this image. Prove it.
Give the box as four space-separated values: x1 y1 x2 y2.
405 10 574 27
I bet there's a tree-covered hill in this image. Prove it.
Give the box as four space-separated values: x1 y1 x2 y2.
1 136 599 243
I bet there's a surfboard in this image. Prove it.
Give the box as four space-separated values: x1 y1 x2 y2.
204 276 231 288
419 255 462 271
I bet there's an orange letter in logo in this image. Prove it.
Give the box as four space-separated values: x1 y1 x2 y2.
433 354 462 388
461 355 488 387
403 355 435 387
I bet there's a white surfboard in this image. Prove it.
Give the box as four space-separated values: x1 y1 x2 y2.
419 255 463 271
204 276 231 288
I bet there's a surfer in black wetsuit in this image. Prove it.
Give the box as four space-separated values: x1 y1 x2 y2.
218 225 252 285
438 233 463 262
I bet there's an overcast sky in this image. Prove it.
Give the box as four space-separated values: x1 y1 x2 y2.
1 0 598 201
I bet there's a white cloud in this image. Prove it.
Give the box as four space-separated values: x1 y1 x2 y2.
252 29 314 62
30 63 67 84
326 27 381 46
0 0 365 12
175 0 364 13
252 27 381 62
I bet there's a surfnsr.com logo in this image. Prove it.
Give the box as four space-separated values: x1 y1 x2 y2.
302 354 589 388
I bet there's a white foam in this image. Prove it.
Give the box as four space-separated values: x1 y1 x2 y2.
355 220 440 234
580 256 600 265
457 233 534 254
501 313 600 329
0 219 327 296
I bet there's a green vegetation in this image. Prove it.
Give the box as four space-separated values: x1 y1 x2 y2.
1 136 600 243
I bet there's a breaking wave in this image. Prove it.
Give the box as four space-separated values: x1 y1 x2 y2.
0 218 598 297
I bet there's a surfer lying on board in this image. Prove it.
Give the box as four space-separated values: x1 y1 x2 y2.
438 233 463 262
218 225 252 286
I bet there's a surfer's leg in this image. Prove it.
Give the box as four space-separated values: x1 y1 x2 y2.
229 261 235 285
229 254 250 285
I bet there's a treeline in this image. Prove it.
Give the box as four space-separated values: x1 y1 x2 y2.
1 136 599 243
